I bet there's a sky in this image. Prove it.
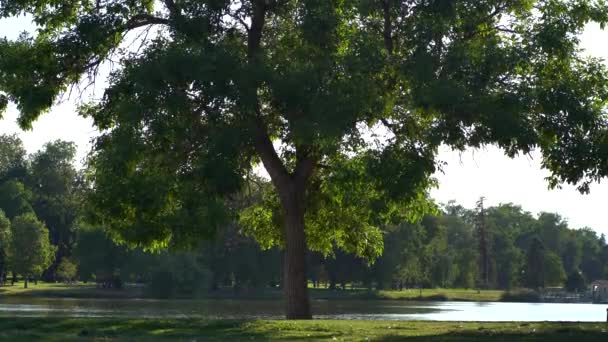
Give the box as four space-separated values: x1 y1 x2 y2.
1 18 608 235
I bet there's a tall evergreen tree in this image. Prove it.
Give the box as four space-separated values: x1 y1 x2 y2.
476 197 491 288
525 237 546 289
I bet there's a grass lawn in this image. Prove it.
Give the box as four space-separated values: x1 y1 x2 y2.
0 282 505 302
0 282 144 299
0 318 605 341
342 288 504 302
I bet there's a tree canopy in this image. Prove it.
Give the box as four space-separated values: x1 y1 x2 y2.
2 0 608 318
9 213 55 288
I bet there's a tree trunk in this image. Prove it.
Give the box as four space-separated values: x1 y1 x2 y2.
24 278 28 289
282 195 312 319
252 107 316 319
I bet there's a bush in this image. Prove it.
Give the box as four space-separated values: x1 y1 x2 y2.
147 253 212 299
500 289 540 302
565 270 586 292
56 258 78 283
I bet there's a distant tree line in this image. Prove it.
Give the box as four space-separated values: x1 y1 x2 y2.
311 201 607 293
1 134 606 295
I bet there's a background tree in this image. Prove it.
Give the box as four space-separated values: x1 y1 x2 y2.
524 237 546 289
475 197 491 288
9 214 55 288
577 228 604 282
2 0 608 318
27 141 80 281
0 180 33 221
73 226 131 287
561 236 582 275
543 252 566 287
0 134 27 183
0 210 11 285
0 135 33 221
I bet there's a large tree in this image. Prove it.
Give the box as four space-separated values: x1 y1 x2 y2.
2 0 608 318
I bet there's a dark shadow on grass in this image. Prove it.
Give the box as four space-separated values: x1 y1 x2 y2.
0 318 274 341
371 329 608 341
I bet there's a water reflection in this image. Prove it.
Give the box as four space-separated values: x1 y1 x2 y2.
0 298 605 322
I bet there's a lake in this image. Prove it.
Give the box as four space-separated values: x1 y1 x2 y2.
0 298 606 321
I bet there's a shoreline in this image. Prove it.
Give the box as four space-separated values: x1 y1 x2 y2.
0 282 596 304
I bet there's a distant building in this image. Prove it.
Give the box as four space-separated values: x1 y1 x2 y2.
590 280 608 303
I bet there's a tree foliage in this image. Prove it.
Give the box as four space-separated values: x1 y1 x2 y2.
0 134 27 183
565 270 586 292
0 210 11 283
9 213 55 287
2 0 608 318
0 180 33 220
27 141 81 280
55 258 78 283
0 135 83 281
0 0 605 249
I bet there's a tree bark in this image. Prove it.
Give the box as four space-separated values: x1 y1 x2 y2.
282 189 312 319
24 278 28 289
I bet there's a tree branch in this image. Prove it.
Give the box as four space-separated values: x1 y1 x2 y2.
246 1 291 189
234 14 250 31
163 0 181 19
125 14 170 30
253 121 291 188
247 0 267 58
381 118 398 131
382 0 393 55
294 147 316 187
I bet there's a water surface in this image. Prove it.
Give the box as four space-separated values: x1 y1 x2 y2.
0 297 606 322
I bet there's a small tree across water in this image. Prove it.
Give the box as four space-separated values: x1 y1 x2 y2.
9 214 55 288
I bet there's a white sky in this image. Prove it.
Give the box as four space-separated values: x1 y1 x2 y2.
0 18 607 235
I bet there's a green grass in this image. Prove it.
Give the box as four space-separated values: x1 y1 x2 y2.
0 282 505 302
0 318 605 341
0 282 143 299
309 288 505 302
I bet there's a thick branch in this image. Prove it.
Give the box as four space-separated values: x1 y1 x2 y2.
254 121 290 188
245 1 291 189
381 118 397 131
248 0 267 58
125 14 170 30
294 148 316 187
382 0 393 54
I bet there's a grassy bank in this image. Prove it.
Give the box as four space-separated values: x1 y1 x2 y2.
0 282 144 299
0 282 506 302
0 318 605 341
347 288 504 302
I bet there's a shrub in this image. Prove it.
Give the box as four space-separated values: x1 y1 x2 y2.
500 289 540 302
147 253 212 299
565 270 586 292
56 258 77 283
